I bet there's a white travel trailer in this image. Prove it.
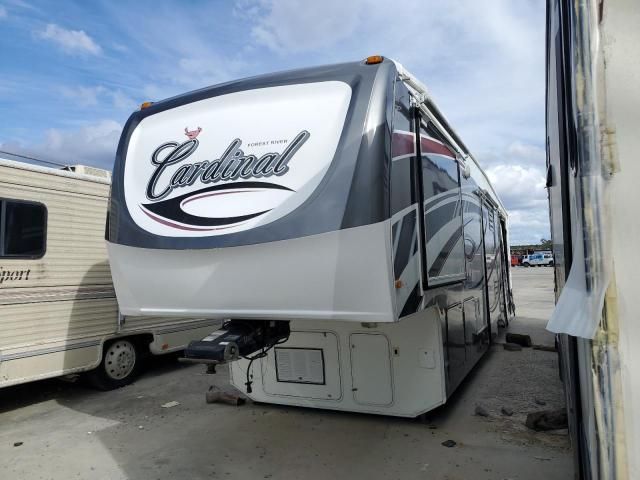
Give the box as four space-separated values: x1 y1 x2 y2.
546 0 640 478
0 157 219 389
106 57 514 417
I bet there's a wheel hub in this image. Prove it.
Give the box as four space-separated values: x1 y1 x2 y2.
105 341 136 380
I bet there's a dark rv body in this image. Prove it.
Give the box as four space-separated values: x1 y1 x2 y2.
107 58 514 417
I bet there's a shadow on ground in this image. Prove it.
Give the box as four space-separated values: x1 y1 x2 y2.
0 268 572 480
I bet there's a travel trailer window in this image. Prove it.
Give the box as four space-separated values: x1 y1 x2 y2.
0 199 47 258
420 122 466 287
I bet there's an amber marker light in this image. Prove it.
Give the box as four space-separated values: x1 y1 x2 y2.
365 55 384 65
140 101 154 110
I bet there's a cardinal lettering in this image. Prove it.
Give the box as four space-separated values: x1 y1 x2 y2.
146 130 310 201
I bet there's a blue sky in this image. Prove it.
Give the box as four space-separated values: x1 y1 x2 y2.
0 0 548 244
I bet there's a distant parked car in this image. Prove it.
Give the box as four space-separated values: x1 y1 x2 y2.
522 252 554 267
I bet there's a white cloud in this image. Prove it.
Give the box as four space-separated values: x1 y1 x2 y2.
244 0 365 53
138 52 249 101
485 160 550 245
486 164 547 211
44 120 121 167
141 83 173 102
60 85 105 107
506 142 546 167
110 89 136 111
38 23 102 56
176 55 248 89
59 85 137 111
473 137 551 244
1 120 122 168
5 0 39 11
111 42 129 53
507 209 552 245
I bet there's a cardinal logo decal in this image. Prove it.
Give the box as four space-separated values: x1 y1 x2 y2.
139 128 310 231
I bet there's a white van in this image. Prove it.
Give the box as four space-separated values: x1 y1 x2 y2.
0 158 219 389
522 251 553 267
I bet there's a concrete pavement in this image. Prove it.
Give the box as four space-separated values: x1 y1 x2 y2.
0 267 572 479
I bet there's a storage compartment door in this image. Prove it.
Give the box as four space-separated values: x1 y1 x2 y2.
445 303 467 393
349 333 393 406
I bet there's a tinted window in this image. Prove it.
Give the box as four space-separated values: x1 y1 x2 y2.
1 200 47 258
420 121 465 286
393 209 417 279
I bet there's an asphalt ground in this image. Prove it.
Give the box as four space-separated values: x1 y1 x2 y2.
0 266 572 480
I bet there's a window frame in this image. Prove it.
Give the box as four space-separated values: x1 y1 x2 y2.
416 116 467 290
0 198 48 259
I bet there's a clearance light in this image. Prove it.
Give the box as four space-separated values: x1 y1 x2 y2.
365 55 384 65
140 101 154 110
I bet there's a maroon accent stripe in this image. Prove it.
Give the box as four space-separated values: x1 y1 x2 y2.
393 131 456 160
181 189 261 206
139 206 243 231
420 136 456 159
392 131 416 158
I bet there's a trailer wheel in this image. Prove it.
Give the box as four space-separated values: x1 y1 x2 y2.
86 338 141 390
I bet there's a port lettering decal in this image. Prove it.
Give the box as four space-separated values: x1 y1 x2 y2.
0 267 31 285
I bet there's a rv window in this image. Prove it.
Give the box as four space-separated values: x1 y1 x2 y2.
420 122 466 286
0 200 47 258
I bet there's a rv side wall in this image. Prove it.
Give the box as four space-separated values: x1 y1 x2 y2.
602 1 640 476
547 0 640 477
0 161 116 386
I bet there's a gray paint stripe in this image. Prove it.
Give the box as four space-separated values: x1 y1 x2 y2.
0 286 115 306
1 340 101 361
1 320 221 361
154 319 220 335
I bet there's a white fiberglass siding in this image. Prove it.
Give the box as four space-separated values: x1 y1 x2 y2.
108 220 397 322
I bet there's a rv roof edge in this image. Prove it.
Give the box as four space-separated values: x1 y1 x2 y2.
0 157 111 185
392 60 506 214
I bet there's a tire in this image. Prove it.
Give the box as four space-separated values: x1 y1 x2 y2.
548 261 554 267
86 338 141 390
523 262 530 267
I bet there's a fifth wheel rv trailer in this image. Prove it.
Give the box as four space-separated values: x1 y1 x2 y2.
0 158 219 389
106 57 514 417
546 0 640 478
